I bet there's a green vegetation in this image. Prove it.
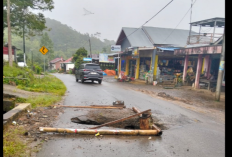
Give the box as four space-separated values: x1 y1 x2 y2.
3 65 66 108
72 47 88 69
3 0 54 38
3 127 27 157
17 75 66 96
27 95 62 108
3 18 115 71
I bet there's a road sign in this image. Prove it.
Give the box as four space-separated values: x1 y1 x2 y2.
83 58 92 61
39 46 49 55
111 45 121 52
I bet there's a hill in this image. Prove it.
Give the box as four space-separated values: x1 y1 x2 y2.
4 18 115 60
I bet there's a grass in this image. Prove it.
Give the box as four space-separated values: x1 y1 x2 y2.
17 75 67 96
27 95 62 108
3 127 28 157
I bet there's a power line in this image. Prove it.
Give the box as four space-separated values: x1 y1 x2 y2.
115 0 174 45
162 0 197 44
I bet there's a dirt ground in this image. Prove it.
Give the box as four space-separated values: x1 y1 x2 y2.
103 76 225 123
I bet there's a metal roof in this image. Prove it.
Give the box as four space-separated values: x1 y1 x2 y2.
119 27 153 47
190 17 225 27
157 47 180 51
50 57 64 63
142 26 197 47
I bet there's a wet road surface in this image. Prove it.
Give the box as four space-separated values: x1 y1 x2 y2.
37 74 225 157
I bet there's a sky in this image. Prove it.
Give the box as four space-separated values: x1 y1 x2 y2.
32 0 225 42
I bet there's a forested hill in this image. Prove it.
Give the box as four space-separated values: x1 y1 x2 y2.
44 18 115 55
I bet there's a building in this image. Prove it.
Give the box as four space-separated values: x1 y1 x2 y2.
174 17 225 90
49 57 64 70
114 26 196 80
3 44 20 62
60 57 74 72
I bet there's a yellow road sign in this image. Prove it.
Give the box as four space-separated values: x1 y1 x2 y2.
39 46 49 55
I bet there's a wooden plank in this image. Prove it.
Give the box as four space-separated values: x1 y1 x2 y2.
89 109 151 129
52 105 124 109
132 107 162 135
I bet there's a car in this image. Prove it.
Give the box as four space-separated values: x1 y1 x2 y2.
75 63 103 84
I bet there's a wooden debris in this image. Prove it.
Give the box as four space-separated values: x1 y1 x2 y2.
51 105 124 109
89 109 151 129
132 107 162 135
39 127 159 136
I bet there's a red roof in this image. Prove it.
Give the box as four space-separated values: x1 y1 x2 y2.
50 57 64 63
64 57 73 63
62 57 73 63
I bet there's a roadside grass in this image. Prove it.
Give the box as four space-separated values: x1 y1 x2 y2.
27 95 62 108
3 127 28 157
4 65 66 156
17 75 66 96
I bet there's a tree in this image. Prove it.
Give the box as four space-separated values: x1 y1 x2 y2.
3 0 54 38
72 47 88 69
40 32 54 60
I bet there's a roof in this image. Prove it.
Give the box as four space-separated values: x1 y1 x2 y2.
116 27 153 47
115 26 197 48
50 57 63 63
60 57 73 64
190 17 225 27
4 43 20 50
142 26 197 47
157 47 180 51
214 36 223 45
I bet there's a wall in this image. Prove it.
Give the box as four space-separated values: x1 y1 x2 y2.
55 61 61 70
3 54 15 61
66 64 74 71
121 38 131 51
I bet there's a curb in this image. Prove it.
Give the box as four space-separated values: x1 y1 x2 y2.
3 103 31 130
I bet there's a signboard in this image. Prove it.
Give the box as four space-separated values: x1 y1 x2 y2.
83 58 92 61
99 53 115 63
39 46 48 55
219 61 225 71
111 45 121 52
132 48 139 58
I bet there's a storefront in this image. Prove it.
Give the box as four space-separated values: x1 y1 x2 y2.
139 57 151 79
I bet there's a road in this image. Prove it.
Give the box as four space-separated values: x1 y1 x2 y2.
37 74 225 157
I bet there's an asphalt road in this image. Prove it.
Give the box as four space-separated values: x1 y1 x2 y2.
37 74 225 157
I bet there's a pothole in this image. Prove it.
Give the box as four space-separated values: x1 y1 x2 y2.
71 108 169 130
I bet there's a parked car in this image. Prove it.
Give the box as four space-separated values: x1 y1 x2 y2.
75 63 103 84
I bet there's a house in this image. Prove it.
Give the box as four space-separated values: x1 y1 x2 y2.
49 57 64 70
60 57 74 72
3 44 20 62
174 17 225 90
113 26 196 80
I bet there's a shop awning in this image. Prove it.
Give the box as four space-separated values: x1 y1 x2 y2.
157 47 180 51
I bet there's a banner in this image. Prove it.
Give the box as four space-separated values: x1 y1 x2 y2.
99 53 115 63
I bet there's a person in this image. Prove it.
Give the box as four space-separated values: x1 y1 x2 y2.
115 68 118 75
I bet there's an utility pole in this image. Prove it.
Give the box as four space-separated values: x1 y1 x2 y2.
215 29 225 101
89 38 92 63
23 0 26 67
7 0 13 67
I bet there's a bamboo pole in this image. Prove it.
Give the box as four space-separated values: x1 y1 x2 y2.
52 105 124 109
89 109 151 129
132 107 162 135
39 127 159 136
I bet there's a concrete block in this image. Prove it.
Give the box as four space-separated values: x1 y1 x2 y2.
3 103 31 129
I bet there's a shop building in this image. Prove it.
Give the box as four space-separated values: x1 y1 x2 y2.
114 26 195 81
174 17 225 91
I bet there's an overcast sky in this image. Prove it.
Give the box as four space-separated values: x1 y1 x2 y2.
33 0 225 41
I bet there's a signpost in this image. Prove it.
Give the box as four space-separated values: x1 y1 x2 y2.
39 46 49 74
111 45 121 76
